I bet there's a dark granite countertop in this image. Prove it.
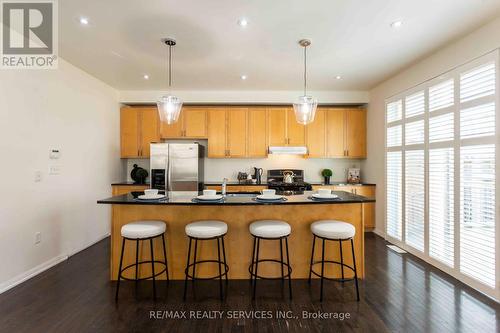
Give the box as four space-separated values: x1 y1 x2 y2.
205 181 376 186
97 190 375 206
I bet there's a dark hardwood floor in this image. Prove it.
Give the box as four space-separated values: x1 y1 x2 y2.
0 233 498 333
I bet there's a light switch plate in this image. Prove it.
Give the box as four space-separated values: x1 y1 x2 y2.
34 171 42 182
49 165 61 175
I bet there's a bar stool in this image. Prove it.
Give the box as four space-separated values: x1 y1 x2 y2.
183 220 229 300
115 220 169 301
248 220 292 300
308 220 359 301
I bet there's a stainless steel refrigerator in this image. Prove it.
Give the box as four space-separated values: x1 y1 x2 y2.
150 143 204 193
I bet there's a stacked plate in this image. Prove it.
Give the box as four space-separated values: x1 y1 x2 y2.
255 194 286 202
309 190 339 201
195 194 224 202
136 193 166 201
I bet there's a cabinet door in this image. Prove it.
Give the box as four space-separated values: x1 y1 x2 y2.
120 108 140 158
112 185 149 196
160 112 184 138
207 109 227 158
227 108 247 157
184 108 208 138
354 185 375 197
326 109 345 157
287 108 306 146
248 108 268 157
268 108 287 146
345 108 367 158
139 108 160 157
306 108 326 157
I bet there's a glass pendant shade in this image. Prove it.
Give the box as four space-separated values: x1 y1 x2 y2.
157 95 183 125
293 95 317 125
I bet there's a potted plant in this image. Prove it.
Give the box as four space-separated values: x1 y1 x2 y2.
321 169 333 185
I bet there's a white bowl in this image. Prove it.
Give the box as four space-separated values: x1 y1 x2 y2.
317 189 332 197
261 189 276 196
144 189 159 196
203 189 217 196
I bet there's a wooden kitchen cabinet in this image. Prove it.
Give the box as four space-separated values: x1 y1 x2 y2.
326 108 346 158
112 184 149 196
207 109 227 158
205 185 267 192
306 109 326 157
267 107 305 146
345 108 367 158
208 108 248 158
287 108 306 145
160 107 208 139
120 107 160 158
247 108 268 157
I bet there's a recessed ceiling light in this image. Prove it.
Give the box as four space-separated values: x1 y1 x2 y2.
335 75 342 80
79 17 89 25
143 74 149 80
238 18 248 27
390 20 403 28
240 75 247 80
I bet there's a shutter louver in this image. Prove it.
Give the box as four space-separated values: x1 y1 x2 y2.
387 151 402 240
429 148 454 267
429 79 454 112
460 63 495 103
405 120 424 145
387 100 402 123
460 145 496 288
429 113 454 143
460 102 495 139
405 91 425 118
387 125 402 147
405 150 425 252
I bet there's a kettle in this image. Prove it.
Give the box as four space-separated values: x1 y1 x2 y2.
253 167 263 184
283 170 295 184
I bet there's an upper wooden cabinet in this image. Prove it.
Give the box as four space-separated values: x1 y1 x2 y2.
207 109 227 158
268 107 305 146
247 108 268 157
120 107 160 158
307 107 367 158
160 106 208 139
207 108 248 158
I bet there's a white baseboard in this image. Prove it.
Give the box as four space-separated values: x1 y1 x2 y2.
0 254 68 294
372 228 386 239
0 232 110 294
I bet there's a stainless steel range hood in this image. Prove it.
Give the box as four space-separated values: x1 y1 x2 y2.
268 146 308 155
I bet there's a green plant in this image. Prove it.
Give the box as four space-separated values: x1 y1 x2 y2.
321 169 333 178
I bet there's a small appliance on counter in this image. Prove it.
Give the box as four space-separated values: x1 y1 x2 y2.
267 169 312 195
253 167 263 184
130 164 148 184
237 172 253 184
150 143 204 193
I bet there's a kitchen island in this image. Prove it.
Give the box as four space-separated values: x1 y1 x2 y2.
98 191 374 281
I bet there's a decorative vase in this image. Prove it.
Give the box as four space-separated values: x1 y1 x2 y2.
324 176 330 185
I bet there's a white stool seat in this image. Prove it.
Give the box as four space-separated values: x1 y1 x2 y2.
249 220 291 238
121 220 166 239
311 220 355 239
185 220 227 238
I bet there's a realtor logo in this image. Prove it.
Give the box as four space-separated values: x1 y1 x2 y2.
1 0 58 69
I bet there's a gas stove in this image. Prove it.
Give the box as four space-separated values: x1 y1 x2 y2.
267 169 312 195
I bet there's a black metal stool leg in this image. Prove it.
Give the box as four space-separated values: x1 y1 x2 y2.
252 237 260 300
217 237 223 300
351 238 360 301
320 238 326 302
135 239 139 292
149 238 156 300
280 238 284 282
161 234 169 283
339 239 345 284
308 235 316 284
285 237 292 300
115 238 126 301
250 237 256 286
221 236 228 284
183 237 192 300
192 239 198 285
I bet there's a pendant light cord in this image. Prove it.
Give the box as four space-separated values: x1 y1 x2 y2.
303 45 307 96
168 44 172 90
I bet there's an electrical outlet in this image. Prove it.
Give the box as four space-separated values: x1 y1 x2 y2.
34 171 42 182
35 232 41 244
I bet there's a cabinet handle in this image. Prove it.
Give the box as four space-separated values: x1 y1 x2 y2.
346 149 349 156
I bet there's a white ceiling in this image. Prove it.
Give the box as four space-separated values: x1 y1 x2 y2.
59 0 500 91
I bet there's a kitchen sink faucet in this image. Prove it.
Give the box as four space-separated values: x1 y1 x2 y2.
222 178 228 197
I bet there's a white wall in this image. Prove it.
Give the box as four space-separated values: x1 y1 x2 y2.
126 142 363 184
0 59 121 292
363 15 500 235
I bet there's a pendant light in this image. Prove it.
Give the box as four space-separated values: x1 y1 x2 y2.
157 38 183 124
293 39 317 125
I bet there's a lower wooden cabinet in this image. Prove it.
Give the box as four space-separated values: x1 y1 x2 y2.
312 185 375 229
205 185 267 192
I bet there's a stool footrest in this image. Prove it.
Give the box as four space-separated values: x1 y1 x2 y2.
118 260 167 281
310 260 356 281
249 259 292 280
184 260 229 280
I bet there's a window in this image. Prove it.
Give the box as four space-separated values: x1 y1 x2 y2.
385 52 498 299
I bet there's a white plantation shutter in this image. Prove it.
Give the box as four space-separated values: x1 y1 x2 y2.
387 100 402 123
429 79 454 112
429 148 454 267
460 63 495 103
460 145 496 287
386 52 498 299
387 151 402 240
405 150 425 251
387 125 402 147
405 120 424 145
405 91 425 118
